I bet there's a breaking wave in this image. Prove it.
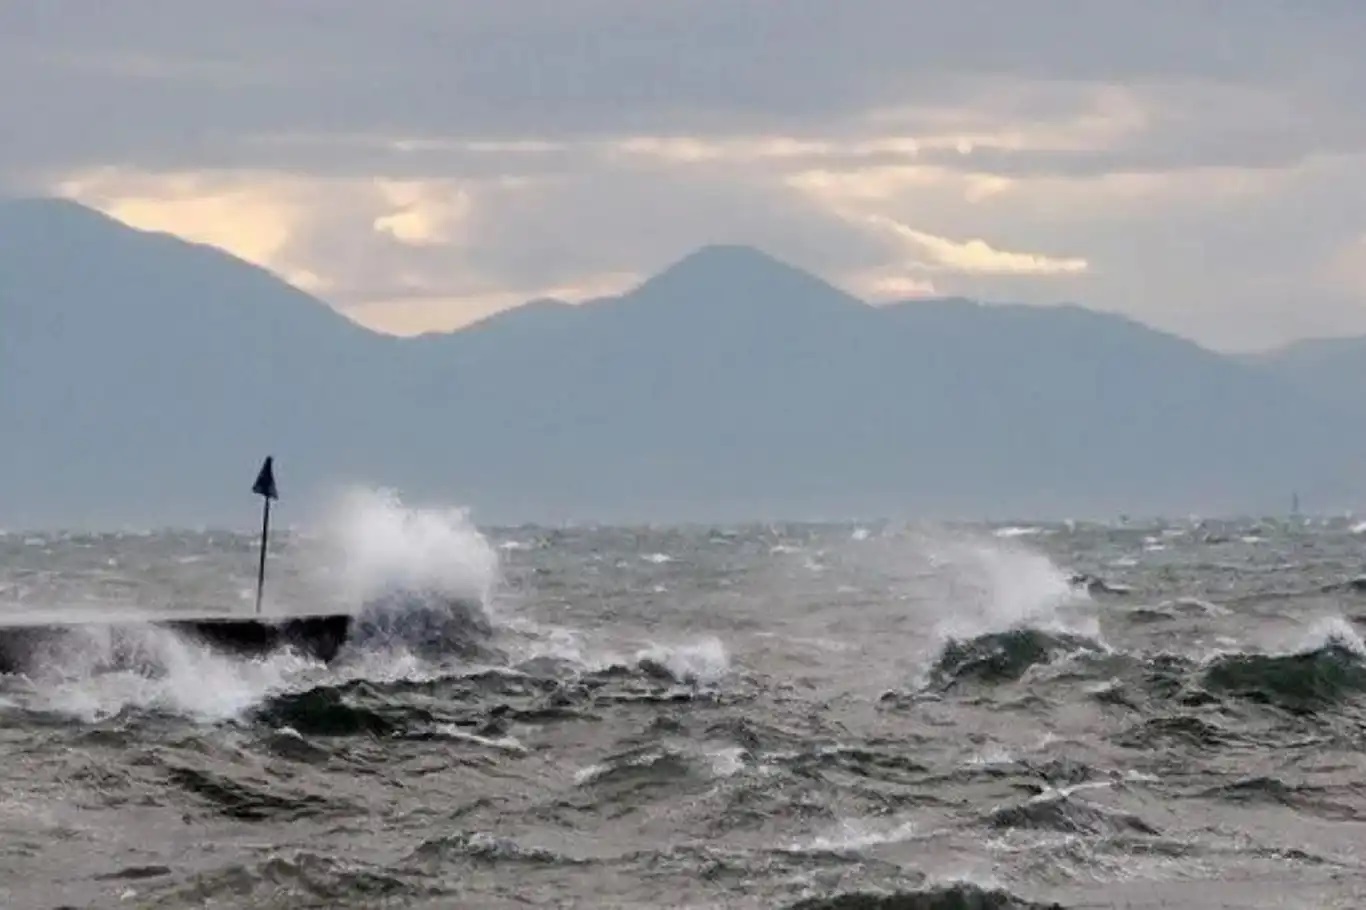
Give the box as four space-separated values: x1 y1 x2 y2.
927 629 1106 692
0 623 321 722
631 636 731 686
986 791 1159 837
0 486 508 722
1201 619 1366 713
923 534 1095 643
11 518 1366 906
318 485 500 610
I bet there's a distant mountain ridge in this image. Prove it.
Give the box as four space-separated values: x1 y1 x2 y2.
2 197 1363 528
1241 335 1366 419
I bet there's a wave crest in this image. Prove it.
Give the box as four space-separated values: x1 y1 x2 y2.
1203 639 1366 713
927 629 1105 692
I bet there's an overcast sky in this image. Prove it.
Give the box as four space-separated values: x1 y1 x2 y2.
3 1 1363 351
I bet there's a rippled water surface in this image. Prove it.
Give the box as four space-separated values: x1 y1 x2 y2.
5 495 1366 908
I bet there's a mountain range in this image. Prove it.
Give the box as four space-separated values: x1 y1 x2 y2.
3 197 1365 528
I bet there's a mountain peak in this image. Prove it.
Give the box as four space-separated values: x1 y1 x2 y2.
669 243 793 269
649 243 819 283
631 244 862 314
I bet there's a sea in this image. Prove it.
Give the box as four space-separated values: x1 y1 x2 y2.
3 488 1366 909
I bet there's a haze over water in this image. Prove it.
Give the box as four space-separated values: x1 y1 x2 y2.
4 490 1366 908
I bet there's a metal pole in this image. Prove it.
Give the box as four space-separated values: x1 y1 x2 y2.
255 496 271 615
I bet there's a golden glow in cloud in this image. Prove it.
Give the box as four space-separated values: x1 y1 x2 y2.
55 168 306 272
344 271 640 336
855 272 939 300
865 214 1089 276
48 95 1111 344
52 162 653 336
612 85 1147 170
372 179 472 246
786 164 1016 207
1324 233 1366 295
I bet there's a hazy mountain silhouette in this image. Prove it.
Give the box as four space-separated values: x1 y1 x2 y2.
0 198 396 526
1245 335 1366 419
3 199 1361 527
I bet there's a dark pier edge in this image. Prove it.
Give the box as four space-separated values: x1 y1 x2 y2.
0 615 354 676
169 615 352 662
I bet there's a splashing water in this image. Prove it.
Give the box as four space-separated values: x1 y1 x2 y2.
634 636 731 685
303 486 509 664
8 623 320 723
3 486 507 722
1293 615 1366 656
316 486 501 611
922 534 1094 643
790 816 919 853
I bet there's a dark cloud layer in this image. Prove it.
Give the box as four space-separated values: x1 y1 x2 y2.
3 2 1364 175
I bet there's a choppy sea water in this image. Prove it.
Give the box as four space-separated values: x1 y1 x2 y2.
5 491 1366 908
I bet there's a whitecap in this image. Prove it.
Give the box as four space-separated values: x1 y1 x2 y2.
788 817 918 852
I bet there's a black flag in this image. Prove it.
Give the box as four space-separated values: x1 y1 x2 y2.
252 456 278 500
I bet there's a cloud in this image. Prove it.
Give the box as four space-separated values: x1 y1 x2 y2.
862 214 1089 277
371 181 472 247
53 168 309 271
48 159 872 336
1324 234 1366 296
47 140 1366 350
4 3 1364 177
858 272 939 300
343 270 641 337
5 2 1366 351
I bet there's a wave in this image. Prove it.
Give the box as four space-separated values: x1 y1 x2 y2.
1197 776 1366 821
1201 620 1366 714
0 622 322 722
1125 598 1228 624
794 743 931 780
571 745 708 805
1067 572 1131 596
926 629 1106 692
163 762 336 821
782 882 1066 910
1203 643 1366 714
630 637 730 686
134 851 417 905
410 831 574 866
1114 714 1236 751
248 664 560 738
243 639 735 740
0 487 508 723
342 587 496 661
786 816 918 853
909 610 1366 723
0 604 491 726
986 791 1158 837
314 485 500 612
251 682 425 737
995 526 1045 539
926 537 1095 643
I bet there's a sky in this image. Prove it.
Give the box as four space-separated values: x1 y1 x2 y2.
2 1 1364 352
